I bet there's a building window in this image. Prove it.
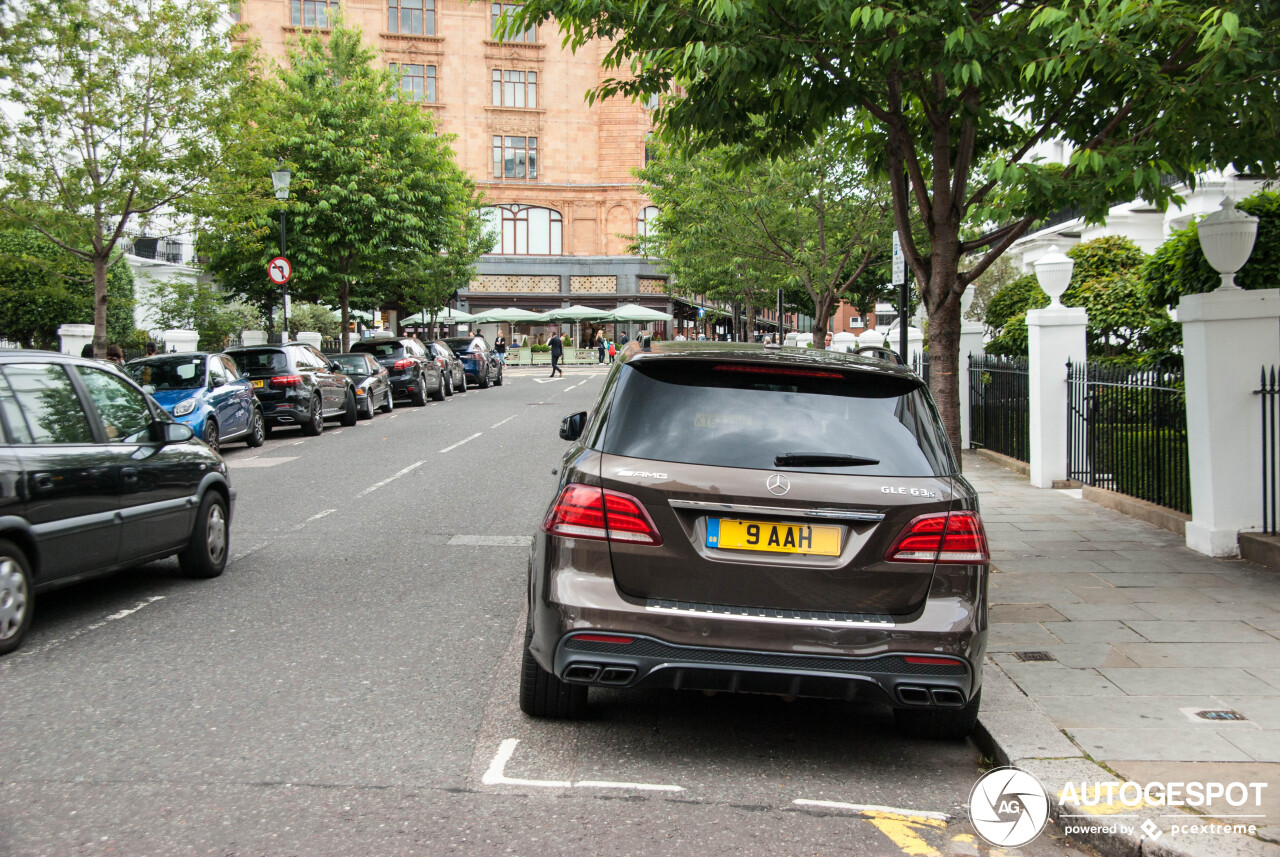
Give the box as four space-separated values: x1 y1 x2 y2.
290 0 338 27
491 70 536 108
491 2 535 42
388 0 434 35
637 206 659 238
491 135 537 180
391 63 436 102
481 205 562 255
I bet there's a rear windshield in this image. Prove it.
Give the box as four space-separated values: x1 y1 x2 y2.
229 349 288 375
600 359 953 476
352 342 405 359
332 355 373 373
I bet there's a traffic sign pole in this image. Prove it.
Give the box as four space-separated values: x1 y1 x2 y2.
892 231 908 360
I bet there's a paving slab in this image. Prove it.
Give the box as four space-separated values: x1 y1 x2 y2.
1124 621 1277 644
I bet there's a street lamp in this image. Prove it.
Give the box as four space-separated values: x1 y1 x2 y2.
1196 197 1258 292
1034 245 1074 308
271 162 291 341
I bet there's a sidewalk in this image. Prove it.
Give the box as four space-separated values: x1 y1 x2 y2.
967 451 1280 855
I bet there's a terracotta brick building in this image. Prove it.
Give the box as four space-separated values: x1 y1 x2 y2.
235 0 671 327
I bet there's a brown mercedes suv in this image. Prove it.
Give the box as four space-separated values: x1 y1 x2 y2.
522 341 990 738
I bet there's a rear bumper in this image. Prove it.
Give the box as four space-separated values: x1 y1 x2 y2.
552 633 974 707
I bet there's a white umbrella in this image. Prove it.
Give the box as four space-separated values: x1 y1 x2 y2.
603 303 674 322
469 307 548 323
536 304 614 322
421 306 478 323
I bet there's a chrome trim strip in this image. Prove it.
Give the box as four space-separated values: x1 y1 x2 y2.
668 498 885 522
644 599 895 628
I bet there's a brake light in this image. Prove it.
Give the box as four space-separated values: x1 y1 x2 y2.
543 483 663 546
269 374 303 387
714 364 842 379
903 655 964 666
572 633 635 645
393 358 415 371
885 512 989 564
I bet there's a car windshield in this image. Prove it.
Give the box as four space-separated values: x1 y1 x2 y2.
125 356 206 391
331 355 372 374
229 349 289 375
600 359 954 477
353 342 404 358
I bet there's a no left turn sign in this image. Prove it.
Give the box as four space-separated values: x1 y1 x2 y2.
268 256 292 285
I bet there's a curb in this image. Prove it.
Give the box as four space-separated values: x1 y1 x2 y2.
973 661 1279 857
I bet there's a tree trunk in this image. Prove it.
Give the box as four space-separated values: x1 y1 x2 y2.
339 278 351 352
92 253 109 358
746 305 756 342
926 264 964 467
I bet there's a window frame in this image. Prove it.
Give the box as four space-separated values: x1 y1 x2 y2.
491 135 538 181
480 204 562 256
387 0 435 35
490 2 535 42
290 0 339 28
492 69 536 108
390 62 436 103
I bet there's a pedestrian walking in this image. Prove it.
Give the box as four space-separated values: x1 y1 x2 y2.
105 344 125 365
549 330 564 377
494 333 507 364
144 341 158 357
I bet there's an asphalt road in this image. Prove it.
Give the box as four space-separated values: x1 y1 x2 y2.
0 365 1091 857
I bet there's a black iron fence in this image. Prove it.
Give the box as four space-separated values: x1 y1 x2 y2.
969 354 1030 462
1067 360 1190 514
1258 367 1280 534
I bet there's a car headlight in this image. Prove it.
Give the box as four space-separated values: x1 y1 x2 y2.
173 399 197 417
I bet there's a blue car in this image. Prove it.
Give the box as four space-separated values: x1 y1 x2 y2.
126 352 265 452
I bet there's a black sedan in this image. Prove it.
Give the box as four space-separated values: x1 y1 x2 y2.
326 352 393 419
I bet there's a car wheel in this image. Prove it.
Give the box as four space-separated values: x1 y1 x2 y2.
444 374 453 397
519 620 587 719
340 389 358 426
458 372 467 393
358 395 374 420
479 367 491 389
178 491 229 579
893 689 981 740
202 418 220 453
246 409 266 447
494 367 504 387
0 541 33 656
301 396 323 436
380 389 394 413
430 372 446 401
410 374 428 406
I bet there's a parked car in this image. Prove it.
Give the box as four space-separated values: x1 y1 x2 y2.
522 342 989 738
428 340 466 395
326 352 393 419
349 336 444 405
124 352 265 452
224 343 357 435
0 351 234 655
443 337 503 389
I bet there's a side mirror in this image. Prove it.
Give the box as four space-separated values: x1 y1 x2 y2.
331 361 343 372
154 421 194 444
559 411 587 441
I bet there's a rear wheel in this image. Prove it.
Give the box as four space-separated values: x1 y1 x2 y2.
893 689 981 740
0 541 33 656
458 372 467 393
494 366 504 386
340 389 358 426
245 409 266 447
430 373 446 401
519 621 587 719
479 366 491 389
410 372 428 406
380 389 394 413
301 396 323 436
178 492 229 579
202 419 220 453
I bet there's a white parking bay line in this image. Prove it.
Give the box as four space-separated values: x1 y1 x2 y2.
356 460 425 497
22 596 166 656
481 739 683 792
229 457 298 469
792 799 950 822
439 432 482 454
490 415 517 429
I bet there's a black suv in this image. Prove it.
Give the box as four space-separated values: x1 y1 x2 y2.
350 337 444 405
225 343 357 435
0 351 234 655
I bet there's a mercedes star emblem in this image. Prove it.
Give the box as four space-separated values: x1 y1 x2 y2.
766 473 791 496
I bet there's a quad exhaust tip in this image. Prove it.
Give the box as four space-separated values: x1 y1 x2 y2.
897 685 966 707
563 663 637 685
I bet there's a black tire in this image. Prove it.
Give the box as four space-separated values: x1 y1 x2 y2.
430 373 446 401
494 367 503 386
444 373 453 397
519 621 587 719
410 372 428 406
300 396 323 436
380 388 394 413
0 540 34 656
893 689 981 740
340 389 358 426
202 418 220 453
245 409 266 447
479 367 491 389
178 491 229 579
458 372 467 393
358 395 374 420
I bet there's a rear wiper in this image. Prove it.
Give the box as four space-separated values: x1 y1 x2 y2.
774 452 880 467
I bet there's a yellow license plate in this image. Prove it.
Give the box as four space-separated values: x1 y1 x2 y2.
707 519 841 556
252 380 264 388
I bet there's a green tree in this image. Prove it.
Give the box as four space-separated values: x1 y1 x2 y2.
0 0 254 357
510 0 1280 455
148 276 262 350
279 303 339 339
388 205 495 334
201 19 485 351
637 132 896 343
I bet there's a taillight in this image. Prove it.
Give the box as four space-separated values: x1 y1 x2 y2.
903 655 964 666
393 358 415 371
714 364 842 379
572 633 635 645
543 483 662 546
269 374 303 387
885 511 989 564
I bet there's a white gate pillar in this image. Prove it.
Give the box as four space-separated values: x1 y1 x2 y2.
959 321 985 450
1027 308 1087 488
1180 289 1280 556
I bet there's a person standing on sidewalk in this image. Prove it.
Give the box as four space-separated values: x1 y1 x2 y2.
595 330 606 363
549 330 564 377
494 332 507 364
